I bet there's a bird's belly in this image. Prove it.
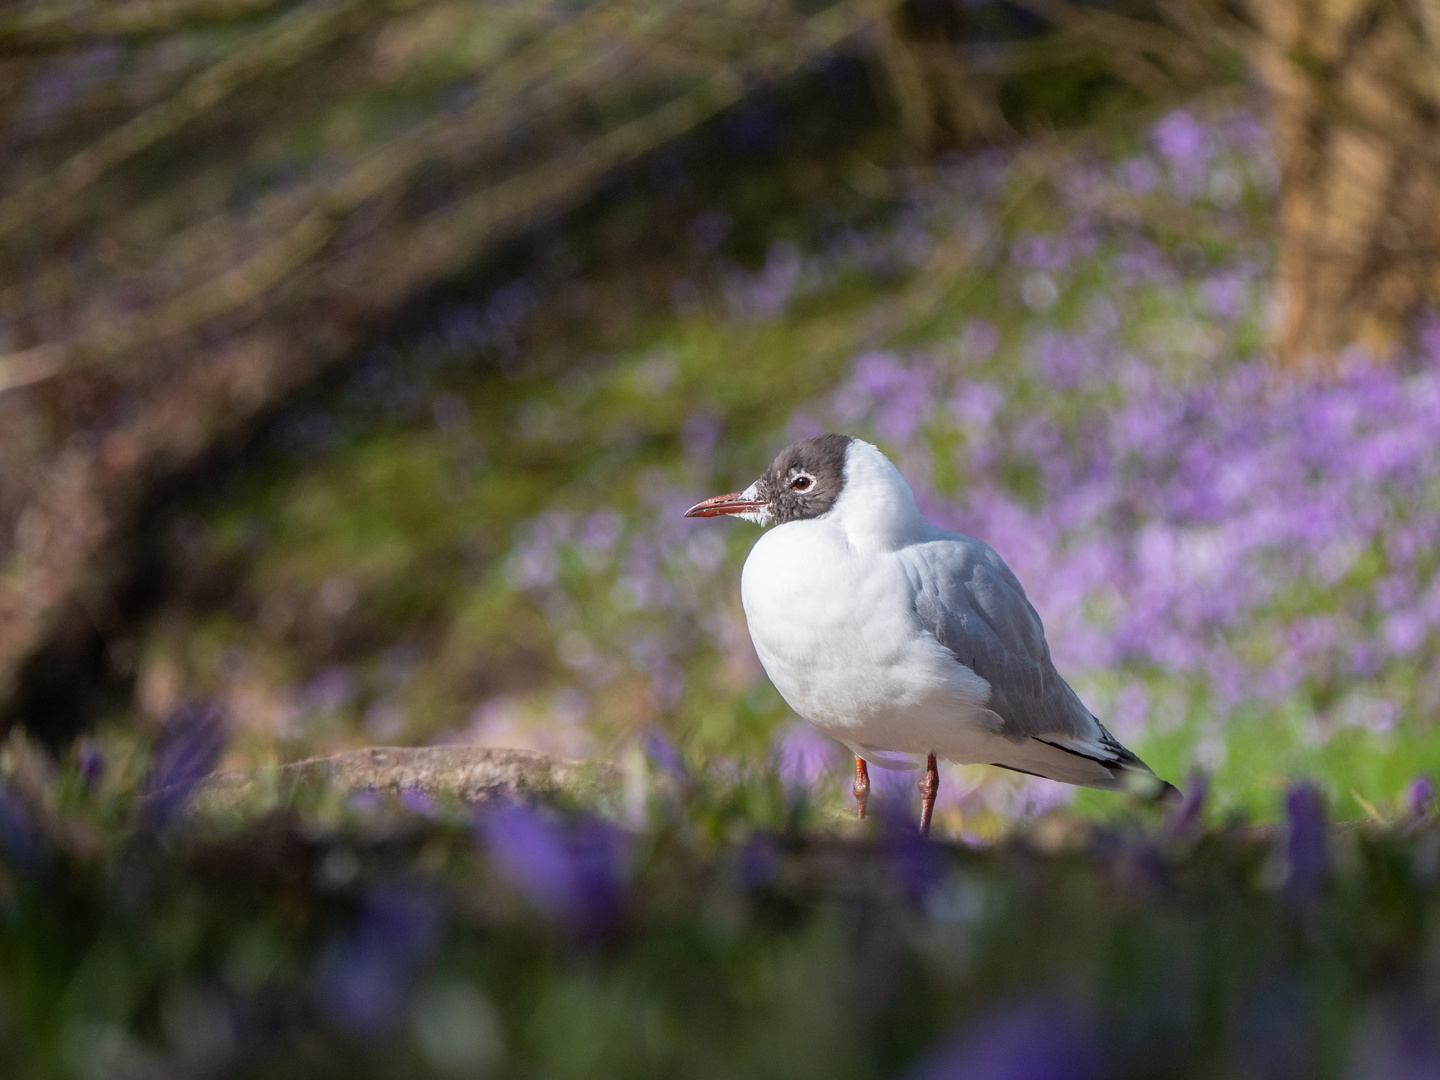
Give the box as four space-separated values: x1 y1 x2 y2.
741 525 990 759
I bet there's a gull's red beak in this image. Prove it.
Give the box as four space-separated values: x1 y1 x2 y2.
684 491 767 518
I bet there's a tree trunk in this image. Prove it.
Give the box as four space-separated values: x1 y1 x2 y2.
1248 0 1440 369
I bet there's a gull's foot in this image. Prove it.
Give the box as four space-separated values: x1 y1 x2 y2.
918 753 938 837
853 756 870 820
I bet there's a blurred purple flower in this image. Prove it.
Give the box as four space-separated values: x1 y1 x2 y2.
1222 111 1268 150
580 510 624 551
681 411 723 463
1031 331 1103 389
950 380 1005 430
646 666 686 711
906 998 1102 1080
957 320 1000 362
881 813 946 902
643 727 686 778
1283 782 1328 903
479 803 629 929
143 701 228 832
75 737 103 789
836 353 933 442
788 413 825 441
1347 1003 1440 1080
1405 775 1435 821
1165 771 1207 841
1116 156 1159 194
349 790 382 815
736 832 780 889
1201 273 1248 319
1110 241 1174 287
688 208 731 253
0 784 47 872
22 43 123 127
1152 111 1212 196
307 667 355 713
732 240 802 320
1385 612 1427 655
1152 111 1205 165
400 786 437 817
1418 310 1440 365
773 722 839 788
1011 234 1070 272
316 884 443 1037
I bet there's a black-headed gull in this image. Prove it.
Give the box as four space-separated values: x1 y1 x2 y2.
686 434 1177 834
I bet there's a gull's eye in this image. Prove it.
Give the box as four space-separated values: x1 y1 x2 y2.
791 474 813 492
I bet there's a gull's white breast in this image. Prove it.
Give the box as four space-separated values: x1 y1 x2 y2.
740 517 992 766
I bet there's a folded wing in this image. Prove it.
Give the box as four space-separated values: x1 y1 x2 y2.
907 533 1175 798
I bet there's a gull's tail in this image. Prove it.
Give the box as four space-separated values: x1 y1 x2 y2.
1088 720 1182 803
987 719 1181 804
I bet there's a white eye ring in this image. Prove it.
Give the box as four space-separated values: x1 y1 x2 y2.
790 472 814 492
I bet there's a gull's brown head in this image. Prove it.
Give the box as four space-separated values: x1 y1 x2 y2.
684 434 852 526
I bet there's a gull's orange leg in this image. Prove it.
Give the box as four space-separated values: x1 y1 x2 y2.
918 753 939 837
853 756 870 820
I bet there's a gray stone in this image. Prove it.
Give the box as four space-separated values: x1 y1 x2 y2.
192 746 623 814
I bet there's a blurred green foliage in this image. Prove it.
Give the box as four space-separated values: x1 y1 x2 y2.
1 735 1438 1078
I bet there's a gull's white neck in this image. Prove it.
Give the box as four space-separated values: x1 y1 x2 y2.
825 440 930 552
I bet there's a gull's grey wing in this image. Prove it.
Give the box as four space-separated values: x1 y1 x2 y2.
905 532 1173 797
906 535 1122 749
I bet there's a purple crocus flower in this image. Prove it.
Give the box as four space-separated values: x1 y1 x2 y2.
1283 782 1328 903
1165 771 1208 841
1116 156 1159 194
579 509 624 552
773 722 838 789
400 786 437 817
316 884 443 1037
880 812 945 902
1031 330 1102 389
736 832 780 889
0 784 47 872
349 790 382 816
1152 110 1212 197
1405 775 1436 821
479 803 629 929
906 998 1103 1080
957 320 1000 362
1417 310 1440 365
643 727 686 779
1201 273 1248 319
75 737 103 789
1011 234 1071 272
680 411 723 463
142 700 228 831
1152 111 1206 167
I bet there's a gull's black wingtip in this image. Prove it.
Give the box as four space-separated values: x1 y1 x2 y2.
1116 767 1182 805
1152 778 1184 806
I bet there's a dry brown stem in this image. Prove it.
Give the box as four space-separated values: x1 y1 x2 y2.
0 0 300 52
0 0 878 707
0 0 367 238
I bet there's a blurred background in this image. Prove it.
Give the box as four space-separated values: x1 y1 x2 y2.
10 3 1440 1078
3 0 1440 834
